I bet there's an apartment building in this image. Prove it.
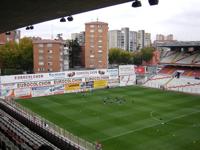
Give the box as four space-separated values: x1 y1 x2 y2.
109 28 151 51
33 39 69 73
85 21 108 69
71 31 85 46
0 30 20 45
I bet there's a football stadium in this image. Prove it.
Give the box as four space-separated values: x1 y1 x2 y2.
1 0 200 150
0 64 200 150
16 86 200 150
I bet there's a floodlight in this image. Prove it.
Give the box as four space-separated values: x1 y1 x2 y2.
148 0 159 6
29 25 34 30
5 32 11 35
26 26 30 30
67 16 73 22
132 0 142 7
60 17 66 22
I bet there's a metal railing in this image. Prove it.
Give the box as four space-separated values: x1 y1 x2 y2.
0 99 96 150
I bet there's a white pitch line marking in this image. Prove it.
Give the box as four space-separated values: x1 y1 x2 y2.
101 110 200 142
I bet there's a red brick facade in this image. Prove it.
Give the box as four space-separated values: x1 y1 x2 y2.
85 21 108 69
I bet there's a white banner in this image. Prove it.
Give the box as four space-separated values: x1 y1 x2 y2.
14 88 32 98
53 78 83 85
65 69 109 78
48 72 66 79
32 86 53 97
108 79 119 87
1 83 17 90
0 73 50 84
0 68 122 98
119 65 135 76
107 69 119 79
17 81 53 88
120 75 136 86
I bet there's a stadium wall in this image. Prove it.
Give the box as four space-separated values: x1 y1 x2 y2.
0 67 136 99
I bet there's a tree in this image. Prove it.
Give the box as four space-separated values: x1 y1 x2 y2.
132 52 143 65
68 39 82 68
18 37 33 72
108 47 154 66
120 51 132 64
109 48 122 64
0 37 33 75
0 42 19 68
141 47 154 62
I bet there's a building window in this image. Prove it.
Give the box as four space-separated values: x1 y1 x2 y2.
90 55 95 58
90 38 94 42
48 55 53 60
38 55 43 60
48 68 53 72
48 50 53 53
90 29 94 33
90 49 95 54
47 43 52 47
98 53 103 60
48 62 52 66
89 59 95 65
39 61 44 66
98 29 103 33
39 49 44 53
98 50 102 53
90 25 95 28
38 44 43 48
98 25 102 28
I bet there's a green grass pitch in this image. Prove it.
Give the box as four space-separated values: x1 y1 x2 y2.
16 86 200 150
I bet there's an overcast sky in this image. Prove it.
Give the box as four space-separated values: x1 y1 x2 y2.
20 0 200 41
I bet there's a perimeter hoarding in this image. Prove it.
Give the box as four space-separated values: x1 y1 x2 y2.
0 73 49 84
119 75 136 86
107 69 119 87
93 80 108 89
53 78 83 85
0 68 122 99
50 84 65 95
0 83 16 98
0 72 67 84
119 65 136 86
119 65 135 76
17 81 53 88
14 88 32 99
135 66 146 74
65 83 81 92
32 86 53 97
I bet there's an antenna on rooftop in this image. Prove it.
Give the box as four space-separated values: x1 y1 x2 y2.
51 24 54 39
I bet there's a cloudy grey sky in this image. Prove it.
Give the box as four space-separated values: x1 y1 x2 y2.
20 0 200 41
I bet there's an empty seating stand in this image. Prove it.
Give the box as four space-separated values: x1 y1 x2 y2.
0 109 59 150
0 100 87 150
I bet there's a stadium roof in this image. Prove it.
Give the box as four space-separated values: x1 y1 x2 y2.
157 41 200 48
0 0 132 33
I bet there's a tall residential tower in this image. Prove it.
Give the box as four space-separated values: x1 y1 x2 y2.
85 21 108 69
